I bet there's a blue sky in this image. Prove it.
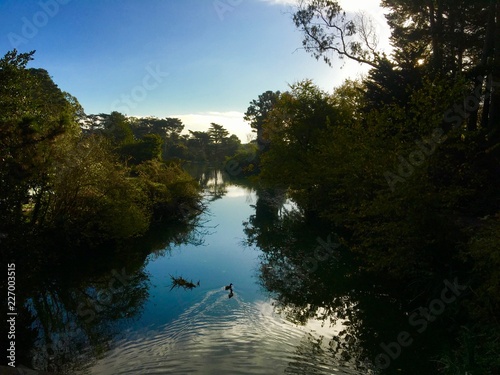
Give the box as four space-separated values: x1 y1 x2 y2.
0 0 390 141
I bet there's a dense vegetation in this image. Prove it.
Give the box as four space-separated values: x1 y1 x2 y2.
81 113 242 163
0 50 204 249
240 1 500 373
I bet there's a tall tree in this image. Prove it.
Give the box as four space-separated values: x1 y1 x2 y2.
187 130 210 161
103 111 134 145
207 123 229 161
129 117 184 159
0 50 80 230
381 0 488 76
260 80 340 215
244 90 281 152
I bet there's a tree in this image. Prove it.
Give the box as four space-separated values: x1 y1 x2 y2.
260 80 340 215
0 50 80 230
224 134 241 157
293 0 382 68
46 136 150 240
378 0 500 138
0 49 203 250
130 117 184 158
103 111 134 145
119 134 163 165
244 90 281 152
207 123 229 144
187 130 211 160
381 0 488 75
207 123 229 161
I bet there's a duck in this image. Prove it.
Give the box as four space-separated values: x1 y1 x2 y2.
224 283 233 290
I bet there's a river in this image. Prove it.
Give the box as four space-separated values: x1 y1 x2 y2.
17 167 442 374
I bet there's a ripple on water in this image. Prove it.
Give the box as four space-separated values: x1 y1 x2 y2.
85 289 367 375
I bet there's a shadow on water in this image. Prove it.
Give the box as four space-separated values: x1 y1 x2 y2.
245 187 451 374
1 166 453 374
0 208 206 373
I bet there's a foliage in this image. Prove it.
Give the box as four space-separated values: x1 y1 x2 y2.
103 111 134 145
293 0 381 68
81 111 242 164
135 160 200 220
0 50 81 232
224 142 259 177
45 136 150 242
260 79 347 214
244 90 281 152
0 50 202 248
255 6 500 366
119 133 163 165
207 123 229 161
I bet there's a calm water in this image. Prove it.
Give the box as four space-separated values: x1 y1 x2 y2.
78 169 367 375
18 167 443 374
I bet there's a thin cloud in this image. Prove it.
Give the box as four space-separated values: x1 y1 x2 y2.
173 111 253 143
260 0 382 11
259 0 298 6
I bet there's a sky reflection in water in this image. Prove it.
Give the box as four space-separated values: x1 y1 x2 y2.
82 169 366 375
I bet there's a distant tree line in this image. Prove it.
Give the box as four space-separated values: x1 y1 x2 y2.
81 113 242 164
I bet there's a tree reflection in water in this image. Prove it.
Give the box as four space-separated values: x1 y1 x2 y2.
6 213 204 374
185 164 229 202
27 263 149 373
244 187 431 374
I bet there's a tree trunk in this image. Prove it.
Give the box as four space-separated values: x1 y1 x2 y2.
428 0 443 72
487 1 500 141
467 0 496 130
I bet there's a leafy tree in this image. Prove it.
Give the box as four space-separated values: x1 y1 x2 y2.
46 136 150 241
0 50 80 231
207 123 230 161
0 50 202 248
244 90 281 152
119 134 163 165
382 0 488 75
103 111 134 145
260 80 340 214
135 160 200 220
130 117 184 158
224 134 241 157
207 123 229 144
268 2 500 372
167 139 190 160
187 130 210 161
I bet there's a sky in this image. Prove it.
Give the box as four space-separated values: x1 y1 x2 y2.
0 0 391 141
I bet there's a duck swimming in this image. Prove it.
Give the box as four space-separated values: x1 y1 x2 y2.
224 283 233 290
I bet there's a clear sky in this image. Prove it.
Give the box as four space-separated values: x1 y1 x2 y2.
0 0 390 141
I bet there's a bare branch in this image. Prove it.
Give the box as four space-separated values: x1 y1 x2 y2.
293 0 380 68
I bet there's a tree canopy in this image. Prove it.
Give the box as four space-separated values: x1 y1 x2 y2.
0 50 201 247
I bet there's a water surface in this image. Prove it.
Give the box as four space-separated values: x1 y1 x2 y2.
21 168 441 374
80 169 366 374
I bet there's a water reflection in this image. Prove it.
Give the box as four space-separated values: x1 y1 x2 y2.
82 295 365 375
28 262 149 373
184 164 229 201
7 167 439 374
244 187 441 374
242 190 372 372
6 214 203 373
